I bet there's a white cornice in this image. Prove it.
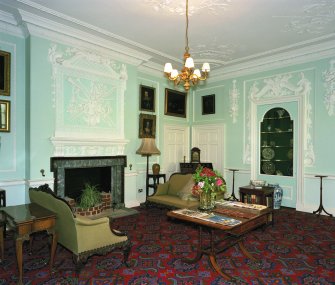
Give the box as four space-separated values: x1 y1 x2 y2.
20 10 152 66
209 40 335 82
0 10 27 37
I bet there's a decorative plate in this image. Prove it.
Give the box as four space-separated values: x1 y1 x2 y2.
262 147 275 160
262 161 276 175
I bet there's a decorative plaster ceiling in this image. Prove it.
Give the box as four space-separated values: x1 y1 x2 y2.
1 0 335 77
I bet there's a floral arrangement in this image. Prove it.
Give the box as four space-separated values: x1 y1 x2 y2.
192 166 226 196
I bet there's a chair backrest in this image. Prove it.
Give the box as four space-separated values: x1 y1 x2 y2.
167 173 193 196
29 185 79 252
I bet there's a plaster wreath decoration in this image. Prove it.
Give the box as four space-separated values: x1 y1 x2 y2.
192 166 226 210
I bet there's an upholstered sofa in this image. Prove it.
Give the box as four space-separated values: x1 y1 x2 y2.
29 184 131 269
146 172 199 209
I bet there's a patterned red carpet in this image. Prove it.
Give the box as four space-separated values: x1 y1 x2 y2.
0 206 334 284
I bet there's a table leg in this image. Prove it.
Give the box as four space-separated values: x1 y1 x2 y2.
16 237 24 285
49 231 57 273
0 224 3 262
209 254 232 280
238 240 257 261
182 226 203 263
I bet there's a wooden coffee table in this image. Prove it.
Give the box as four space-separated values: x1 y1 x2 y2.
167 203 273 280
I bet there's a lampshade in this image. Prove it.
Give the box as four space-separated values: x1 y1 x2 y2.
136 138 161 156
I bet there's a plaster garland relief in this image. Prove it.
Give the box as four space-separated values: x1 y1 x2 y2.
282 0 335 34
229 79 239 124
48 44 128 156
323 59 335 116
244 71 315 167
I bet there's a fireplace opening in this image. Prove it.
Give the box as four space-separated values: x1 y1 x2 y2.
65 167 111 201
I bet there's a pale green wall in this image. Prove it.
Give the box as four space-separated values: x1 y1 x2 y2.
0 29 334 212
0 32 27 205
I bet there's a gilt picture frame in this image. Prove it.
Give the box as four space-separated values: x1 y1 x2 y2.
139 113 156 138
164 88 187 118
0 100 10 132
140 85 155 112
0 50 10 96
202 94 215 115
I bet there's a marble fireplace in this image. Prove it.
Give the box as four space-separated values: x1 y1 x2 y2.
50 156 127 209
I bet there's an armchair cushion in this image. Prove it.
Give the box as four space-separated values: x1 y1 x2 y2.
178 178 198 201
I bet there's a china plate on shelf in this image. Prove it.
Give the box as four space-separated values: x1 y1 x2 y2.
262 147 275 160
262 161 276 175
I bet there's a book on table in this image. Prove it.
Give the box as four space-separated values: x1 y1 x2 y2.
172 209 242 226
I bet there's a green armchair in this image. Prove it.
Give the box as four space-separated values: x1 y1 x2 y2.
29 184 131 269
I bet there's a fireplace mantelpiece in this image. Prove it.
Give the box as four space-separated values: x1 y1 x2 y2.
50 156 127 209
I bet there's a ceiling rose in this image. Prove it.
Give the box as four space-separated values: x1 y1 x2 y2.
145 0 231 16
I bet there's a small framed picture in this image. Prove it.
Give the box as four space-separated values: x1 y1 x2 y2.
165 88 187 118
139 113 156 138
140 85 155 112
0 100 10 132
0 50 11 96
202 94 215 115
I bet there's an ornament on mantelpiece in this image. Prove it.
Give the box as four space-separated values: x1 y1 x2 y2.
152 163 160 175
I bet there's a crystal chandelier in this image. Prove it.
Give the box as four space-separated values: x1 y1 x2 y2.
164 0 210 92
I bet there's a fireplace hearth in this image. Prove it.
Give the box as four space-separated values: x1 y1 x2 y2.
50 156 127 209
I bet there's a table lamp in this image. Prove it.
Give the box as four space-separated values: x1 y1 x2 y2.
136 138 161 192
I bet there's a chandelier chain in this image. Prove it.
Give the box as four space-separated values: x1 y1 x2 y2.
185 0 189 53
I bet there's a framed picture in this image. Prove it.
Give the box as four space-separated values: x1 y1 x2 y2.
202 94 215 115
0 100 10 132
0 50 10 96
139 113 156 138
164 88 187 118
140 85 155 112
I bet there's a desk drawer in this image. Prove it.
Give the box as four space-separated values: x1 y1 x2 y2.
32 218 56 232
230 215 268 235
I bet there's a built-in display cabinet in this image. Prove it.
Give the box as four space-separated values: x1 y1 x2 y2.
260 108 293 176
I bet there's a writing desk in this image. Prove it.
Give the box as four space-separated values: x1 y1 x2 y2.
0 203 57 285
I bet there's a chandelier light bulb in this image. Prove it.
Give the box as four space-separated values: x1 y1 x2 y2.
164 63 173 73
202 62 210 72
171 69 179 79
185 57 194 68
193 69 201 78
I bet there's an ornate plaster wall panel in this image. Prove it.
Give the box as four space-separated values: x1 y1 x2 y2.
48 44 128 156
323 59 335 116
229 80 239 124
244 71 315 166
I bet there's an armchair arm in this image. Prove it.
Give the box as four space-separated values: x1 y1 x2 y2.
75 216 109 226
153 182 169 196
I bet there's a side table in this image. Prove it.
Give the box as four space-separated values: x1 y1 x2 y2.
147 174 166 197
239 185 274 208
313 175 333 217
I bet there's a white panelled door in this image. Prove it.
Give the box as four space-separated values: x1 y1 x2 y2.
163 124 190 179
192 124 225 172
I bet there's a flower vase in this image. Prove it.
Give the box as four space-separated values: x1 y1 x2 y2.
198 191 215 211
268 183 283 209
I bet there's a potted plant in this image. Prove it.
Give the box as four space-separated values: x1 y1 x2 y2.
77 183 102 209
